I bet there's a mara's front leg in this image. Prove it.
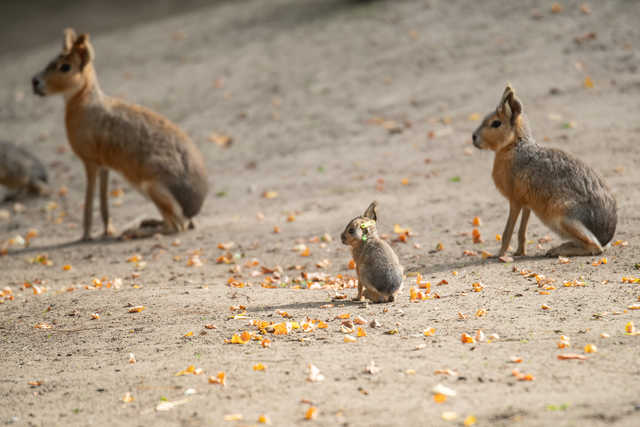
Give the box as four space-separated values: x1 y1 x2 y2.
514 207 531 256
99 168 115 237
498 201 522 257
81 162 98 241
353 264 364 301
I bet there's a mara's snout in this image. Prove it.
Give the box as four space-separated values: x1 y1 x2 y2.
472 132 481 148
32 76 45 96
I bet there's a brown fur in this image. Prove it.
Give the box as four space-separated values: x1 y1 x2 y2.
341 202 403 303
472 85 617 257
32 29 208 240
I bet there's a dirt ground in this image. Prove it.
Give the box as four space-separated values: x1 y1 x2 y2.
1 0 640 426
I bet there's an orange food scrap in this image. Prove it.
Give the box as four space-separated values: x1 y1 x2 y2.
471 282 483 292
229 333 250 344
433 393 447 404
472 216 481 226
393 224 411 235
357 327 367 337
625 321 637 335
305 407 318 420
300 246 311 257
337 313 350 320
584 344 597 353
263 191 278 199
461 333 475 344
224 414 243 421
557 336 571 349
184 331 194 337
253 363 266 371
464 415 477 426
204 324 217 329
62 264 72 271
423 327 436 336
509 356 523 363
551 3 564 13
261 338 272 348
348 259 356 269
208 371 226 385
344 335 357 343
258 414 271 424
495 234 502 241
128 306 146 313
401 178 409 185
435 242 444 251
541 304 550 310
34 322 52 329
127 254 141 263
90 312 100 320
475 309 487 317
273 226 281 234
584 76 594 89
471 228 482 244
122 392 134 403
287 214 296 222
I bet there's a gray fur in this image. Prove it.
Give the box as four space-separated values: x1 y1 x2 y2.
512 138 617 246
0 141 48 195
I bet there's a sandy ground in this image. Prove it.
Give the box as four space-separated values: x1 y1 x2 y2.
1 0 640 426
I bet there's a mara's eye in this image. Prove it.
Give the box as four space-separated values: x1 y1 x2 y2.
59 63 71 72
348 227 355 234
490 120 501 128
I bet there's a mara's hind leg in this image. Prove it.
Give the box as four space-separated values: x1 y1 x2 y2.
120 183 187 239
363 287 393 303
546 218 603 257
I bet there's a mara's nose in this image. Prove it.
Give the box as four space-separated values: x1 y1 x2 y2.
31 77 38 88
472 132 477 143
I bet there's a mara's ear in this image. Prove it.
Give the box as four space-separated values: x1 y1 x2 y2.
363 201 378 221
73 33 94 69
507 93 522 123
497 84 520 122
63 28 77 53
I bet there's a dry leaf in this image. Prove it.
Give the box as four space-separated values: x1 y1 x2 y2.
432 383 456 397
364 360 380 375
557 354 588 360
307 364 325 382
